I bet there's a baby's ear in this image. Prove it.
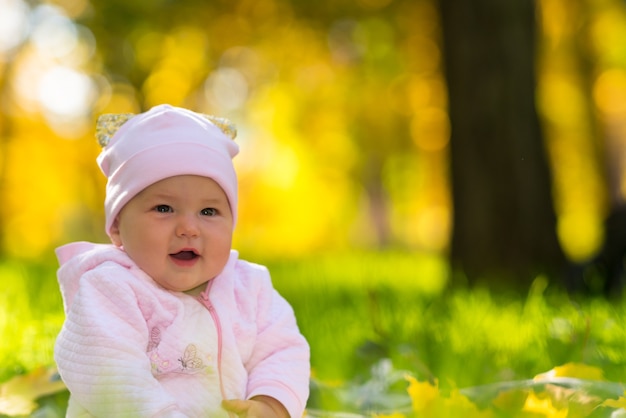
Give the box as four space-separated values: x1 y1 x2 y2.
109 219 123 247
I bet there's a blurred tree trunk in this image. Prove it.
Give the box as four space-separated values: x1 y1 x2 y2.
438 0 567 289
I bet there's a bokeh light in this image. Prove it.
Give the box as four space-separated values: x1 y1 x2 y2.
0 0 30 59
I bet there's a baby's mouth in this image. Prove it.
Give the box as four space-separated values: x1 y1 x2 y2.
170 250 199 261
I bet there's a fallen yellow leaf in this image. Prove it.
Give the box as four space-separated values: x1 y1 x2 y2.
534 363 605 381
0 367 66 416
406 375 439 413
523 391 568 418
601 393 626 409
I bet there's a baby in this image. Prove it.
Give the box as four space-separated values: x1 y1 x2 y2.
54 104 310 417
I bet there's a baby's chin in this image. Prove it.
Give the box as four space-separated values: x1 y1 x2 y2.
182 282 210 296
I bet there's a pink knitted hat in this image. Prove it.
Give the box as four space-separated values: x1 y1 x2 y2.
96 104 239 237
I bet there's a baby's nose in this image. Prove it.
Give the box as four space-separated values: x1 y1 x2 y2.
176 215 199 237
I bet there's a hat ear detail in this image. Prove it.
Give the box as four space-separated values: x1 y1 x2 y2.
96 112 237 147
95 113 135 147
200 114 237 140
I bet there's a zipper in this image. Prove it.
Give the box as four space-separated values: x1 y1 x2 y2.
200 281 234 418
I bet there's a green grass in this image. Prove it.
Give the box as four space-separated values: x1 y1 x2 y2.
0 259 64 383
266 253 626 388
2 251 626 415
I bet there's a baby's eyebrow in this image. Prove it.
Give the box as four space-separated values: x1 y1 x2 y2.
145 193 176 201
145 194 227 206
198 200 230 209
200 197 226 204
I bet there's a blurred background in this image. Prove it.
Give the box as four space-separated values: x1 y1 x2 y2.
6 1 626 414
1 0 626 292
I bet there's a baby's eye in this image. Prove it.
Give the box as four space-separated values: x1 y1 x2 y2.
154 205 173 213
201 208 217 216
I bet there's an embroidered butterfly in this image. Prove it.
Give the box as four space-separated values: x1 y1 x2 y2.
178 344 204 370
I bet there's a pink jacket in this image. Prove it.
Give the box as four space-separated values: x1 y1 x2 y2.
54 242 310 417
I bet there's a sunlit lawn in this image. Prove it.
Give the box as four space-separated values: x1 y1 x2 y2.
2 252 626 416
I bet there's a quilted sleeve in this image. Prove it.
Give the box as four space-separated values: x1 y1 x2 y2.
244 272 310 418
54 264 187 417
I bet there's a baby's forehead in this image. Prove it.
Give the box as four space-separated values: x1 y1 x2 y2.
136 175 227 196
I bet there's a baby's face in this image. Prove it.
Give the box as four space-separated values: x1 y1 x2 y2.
110 175 233 294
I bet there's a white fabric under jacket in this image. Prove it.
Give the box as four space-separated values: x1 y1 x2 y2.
54 242 310 417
